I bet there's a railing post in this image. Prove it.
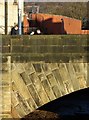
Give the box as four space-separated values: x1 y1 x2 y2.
5 1 8 35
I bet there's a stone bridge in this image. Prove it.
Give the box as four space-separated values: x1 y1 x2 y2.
1 35 89 118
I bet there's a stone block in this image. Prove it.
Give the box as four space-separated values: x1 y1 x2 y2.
52 85 62 98
27 84 42 107
42 79 56 101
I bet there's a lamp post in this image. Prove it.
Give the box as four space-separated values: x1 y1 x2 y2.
5 1 8 35
18 0 22 35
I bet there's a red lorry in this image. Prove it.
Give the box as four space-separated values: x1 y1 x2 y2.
23 13 89 35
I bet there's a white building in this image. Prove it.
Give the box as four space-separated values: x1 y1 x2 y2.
0 0 23 34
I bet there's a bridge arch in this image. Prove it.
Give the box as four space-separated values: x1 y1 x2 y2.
1 35 89 118
11 61 88 118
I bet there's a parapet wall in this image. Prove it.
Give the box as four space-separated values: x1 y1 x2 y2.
2 35 88 62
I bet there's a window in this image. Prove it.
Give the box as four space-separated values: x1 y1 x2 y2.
29 6 39 14
82 17 89 30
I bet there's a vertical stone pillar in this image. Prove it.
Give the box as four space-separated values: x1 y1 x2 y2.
0 35 2 119
1 56 12 118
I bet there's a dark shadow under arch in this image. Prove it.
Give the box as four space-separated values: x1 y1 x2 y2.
37 88 89 119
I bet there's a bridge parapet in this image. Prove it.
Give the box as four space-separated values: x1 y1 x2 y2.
2 35 89 62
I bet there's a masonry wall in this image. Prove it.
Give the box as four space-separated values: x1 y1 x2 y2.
11 61 88 118
1 35 89 118
0 57 12 118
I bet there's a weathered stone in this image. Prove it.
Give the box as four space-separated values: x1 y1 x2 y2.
1 35 89 118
